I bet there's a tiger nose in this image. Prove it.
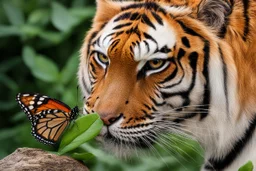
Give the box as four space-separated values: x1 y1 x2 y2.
99 112 123 125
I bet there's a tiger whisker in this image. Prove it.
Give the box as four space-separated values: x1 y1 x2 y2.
156 133 200 164
153 124 214 140
159 133 204 158
147 131 191 171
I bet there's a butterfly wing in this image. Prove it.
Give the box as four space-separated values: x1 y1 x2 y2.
16 93 79 145
32 110 71 145
16 93 72 121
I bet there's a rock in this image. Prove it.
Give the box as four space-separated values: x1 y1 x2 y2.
0 148 89 171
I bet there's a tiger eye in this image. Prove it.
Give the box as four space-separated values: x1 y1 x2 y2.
98 53 109 64
148 59 164 69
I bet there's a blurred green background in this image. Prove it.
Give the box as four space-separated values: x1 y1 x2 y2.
0 0 203 170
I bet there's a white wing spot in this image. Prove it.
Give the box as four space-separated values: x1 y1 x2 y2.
39 97 45 101
29 106 34 110
30 101 35 105
37 101 43 105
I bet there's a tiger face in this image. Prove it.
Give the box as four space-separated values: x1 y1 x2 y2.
79 0 217 153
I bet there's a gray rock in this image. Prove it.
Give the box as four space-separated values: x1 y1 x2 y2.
0 148 89 171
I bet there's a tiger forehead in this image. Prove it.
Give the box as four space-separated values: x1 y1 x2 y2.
94 10 177 61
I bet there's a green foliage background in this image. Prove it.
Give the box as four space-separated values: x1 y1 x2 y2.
0 0 203 170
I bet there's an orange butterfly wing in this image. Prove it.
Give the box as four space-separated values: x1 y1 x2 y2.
16 93 79 145
16 93 71 120
32 111 71 144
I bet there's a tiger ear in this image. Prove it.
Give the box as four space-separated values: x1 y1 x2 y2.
197 0 231 33
93 0 132 24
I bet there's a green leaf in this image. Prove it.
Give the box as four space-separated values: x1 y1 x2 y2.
239 161 254 171
0 25 21 37
60 52 79 84
0 57 22 73
38 31 65 44
2 1 25 26
22 46 36 69
71 152 95 161
0 100 17 111
20 25 42 38
0 128 18 140
51 2 79 32
11 112 25 123
28 9 50 26
31 55 59 82
0 73 18 90
71 0 85 8
70 7 95 20
58 114 103 154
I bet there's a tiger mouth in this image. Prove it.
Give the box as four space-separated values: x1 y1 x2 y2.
97 111 200 150
98 124 158 149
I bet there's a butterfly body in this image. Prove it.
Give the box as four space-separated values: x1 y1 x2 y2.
16 93 79 145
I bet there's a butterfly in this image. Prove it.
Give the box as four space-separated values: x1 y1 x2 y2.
16 93 79 145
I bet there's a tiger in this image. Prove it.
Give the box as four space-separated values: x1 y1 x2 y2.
78 0 256 170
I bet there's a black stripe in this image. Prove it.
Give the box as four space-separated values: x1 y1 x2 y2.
163 50 185 89
201 40 210 120
141 109 154 119
219 46 229 115
160 64 178 83
143 32 158 44
159 45 172 53
218 19 229 38
113 22 132 30
144 104 152 110
141 14 156 29
151 11 163 25
161 52 198 106
89 62 96 73
84 107 90 114
103 33 115 43
218 6 232 38
150 96 166 107
162 48 185 89
143 40 150 53
182 52 198 106
116 31 124 37
242 0 250 41
126 117 133 124
163 71 184 89
109 39 120 52
130 12 140 20
181 37 191 48
173 113 198 124
114 12 132 22
82 75 90 94
218 0 233 38
177 20 204 39
205 116 256 170
122 2 167 15
177 48 186 60
87 31 99 56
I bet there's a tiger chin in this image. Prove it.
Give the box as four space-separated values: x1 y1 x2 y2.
78 0 256 170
